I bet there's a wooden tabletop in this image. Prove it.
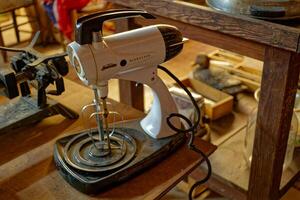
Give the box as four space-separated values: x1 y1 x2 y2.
110 0 300 59
0 79 216 200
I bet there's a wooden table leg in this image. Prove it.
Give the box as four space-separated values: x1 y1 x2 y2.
248 46 300 200
115 18 144 111
119 80 144 111
12 10 20 43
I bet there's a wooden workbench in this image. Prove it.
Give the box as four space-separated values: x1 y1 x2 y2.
107 0 300 199
0 79 216 200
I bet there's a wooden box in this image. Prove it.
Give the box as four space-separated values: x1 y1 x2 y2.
181 78 233 120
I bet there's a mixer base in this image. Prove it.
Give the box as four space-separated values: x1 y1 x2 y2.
53 119 185 194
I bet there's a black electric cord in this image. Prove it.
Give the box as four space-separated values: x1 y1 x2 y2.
157 65 212 200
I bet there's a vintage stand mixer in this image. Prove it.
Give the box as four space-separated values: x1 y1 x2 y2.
53 9 194 194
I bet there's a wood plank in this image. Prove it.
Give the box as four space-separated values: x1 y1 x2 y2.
119 80 144 111
209 111 248 146
0 0 34 13
191 169 247 200
0 79 216 200
109 0 300 53
248 47 300 200
282 187 300 200
195 128 300 200
134 15 266 61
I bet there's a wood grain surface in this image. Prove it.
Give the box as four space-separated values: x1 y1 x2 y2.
0 0 33 13
134 15 266 61
248 47 300 200
0 79 216 200
193 128 300 200
109 0 300 53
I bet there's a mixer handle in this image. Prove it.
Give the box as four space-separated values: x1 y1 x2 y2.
75 9 156 45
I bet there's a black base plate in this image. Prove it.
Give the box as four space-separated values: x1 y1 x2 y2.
53 120 185 194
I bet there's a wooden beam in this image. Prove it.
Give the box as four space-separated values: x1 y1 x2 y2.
109 0 300 53
134 16 265 61
248 47 300 199
119 80 144 111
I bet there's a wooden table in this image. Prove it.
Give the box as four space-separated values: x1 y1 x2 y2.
107 0 300 199
0 79 216 200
